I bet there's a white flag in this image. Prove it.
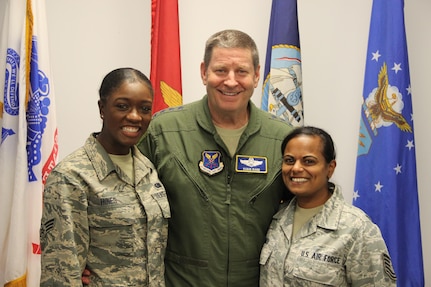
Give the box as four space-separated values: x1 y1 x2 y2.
0 0 58 286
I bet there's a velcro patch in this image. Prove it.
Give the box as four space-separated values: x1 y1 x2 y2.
235 155 267 173
199 151 224 176
40 218 55 238
382 253 397 281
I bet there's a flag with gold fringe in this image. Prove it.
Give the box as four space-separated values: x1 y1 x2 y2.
0 0 58 286
261 0 303 126
353 0 424 285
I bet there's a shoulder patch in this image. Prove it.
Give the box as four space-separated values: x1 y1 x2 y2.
152 105 185 118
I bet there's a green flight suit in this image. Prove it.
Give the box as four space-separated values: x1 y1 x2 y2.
138 95 293 287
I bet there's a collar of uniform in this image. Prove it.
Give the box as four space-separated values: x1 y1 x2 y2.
195 95 214 134
312 183 343 231
196 95 262 138
132 145 155 183
276 183 343 235
84 133 117 181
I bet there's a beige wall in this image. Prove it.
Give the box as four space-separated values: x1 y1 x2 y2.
2 0 429 283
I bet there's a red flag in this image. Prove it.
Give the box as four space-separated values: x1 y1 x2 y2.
150 0 182 114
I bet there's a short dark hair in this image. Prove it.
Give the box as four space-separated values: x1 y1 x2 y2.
281 126 336 163
98 68 153 103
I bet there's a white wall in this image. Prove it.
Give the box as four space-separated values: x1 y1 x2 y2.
4 0 430 283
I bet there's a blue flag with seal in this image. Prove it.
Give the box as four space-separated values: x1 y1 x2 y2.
353 0 424 285
261 0 303 126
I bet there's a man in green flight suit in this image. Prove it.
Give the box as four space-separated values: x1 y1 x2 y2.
138 29 293 287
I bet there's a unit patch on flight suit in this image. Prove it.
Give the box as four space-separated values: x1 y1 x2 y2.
199 151 224 176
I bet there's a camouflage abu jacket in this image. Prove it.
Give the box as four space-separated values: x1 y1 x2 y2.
40 134 170 286
259 183 397 287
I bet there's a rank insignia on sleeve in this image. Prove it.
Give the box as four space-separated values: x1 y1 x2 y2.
382 253 397 281
199 151 224 176
235 155 267 173
40 218 55 239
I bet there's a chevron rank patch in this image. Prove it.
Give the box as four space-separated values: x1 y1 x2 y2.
382 253 397 281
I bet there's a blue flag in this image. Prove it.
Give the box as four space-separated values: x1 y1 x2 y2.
353 0 424 285
261 0 303 126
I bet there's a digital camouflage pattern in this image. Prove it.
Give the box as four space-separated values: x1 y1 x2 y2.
40 134 170 286
259 184 396 287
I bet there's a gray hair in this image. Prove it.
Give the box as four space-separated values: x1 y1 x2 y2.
203 29 259 70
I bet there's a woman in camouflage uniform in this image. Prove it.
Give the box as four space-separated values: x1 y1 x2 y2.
40 68 170 286
259 126 396 286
